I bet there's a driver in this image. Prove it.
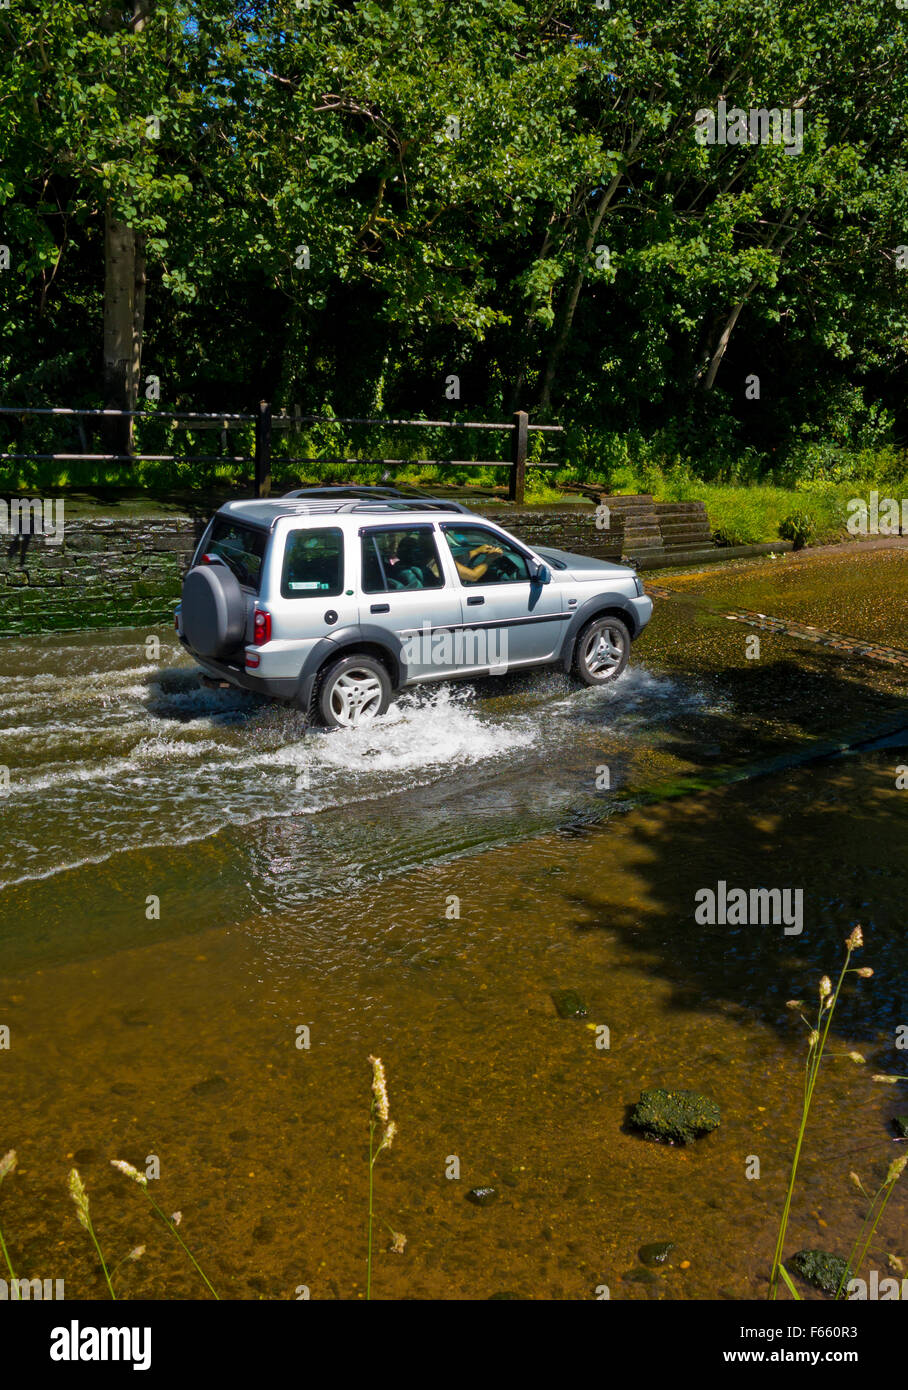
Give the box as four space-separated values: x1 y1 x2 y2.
448 540 505 583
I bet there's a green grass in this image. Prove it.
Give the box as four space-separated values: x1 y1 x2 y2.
657 481 851 546
4 450 906 546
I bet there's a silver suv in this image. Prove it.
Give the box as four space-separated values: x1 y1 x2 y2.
175 488 653 728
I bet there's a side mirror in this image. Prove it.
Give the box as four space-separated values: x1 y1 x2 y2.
529 560 551 584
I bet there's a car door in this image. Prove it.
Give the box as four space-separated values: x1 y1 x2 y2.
438 522 571 670
357 523 464 681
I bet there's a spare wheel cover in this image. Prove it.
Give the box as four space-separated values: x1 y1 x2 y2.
181 564 246 658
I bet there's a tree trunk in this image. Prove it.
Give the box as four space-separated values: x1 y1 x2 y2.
100 0 153 454
702 297 748 391
103 210 137 453
536 131 643 413
133 232 147 404
536 175 622 412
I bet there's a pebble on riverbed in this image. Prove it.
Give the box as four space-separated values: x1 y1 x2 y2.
628 1089 721 1144
466 1187 499 1207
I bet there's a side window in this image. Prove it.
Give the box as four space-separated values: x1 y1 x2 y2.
441 525 530 586
281 528 344 599
360 528 445 593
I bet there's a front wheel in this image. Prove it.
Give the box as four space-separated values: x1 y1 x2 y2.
572 615 631 685
317 654 392 728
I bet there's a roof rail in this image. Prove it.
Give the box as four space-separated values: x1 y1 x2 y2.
283 485 406 500
346 498 471 514
278 485 472 514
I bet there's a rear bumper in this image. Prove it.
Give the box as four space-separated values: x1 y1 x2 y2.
182 643 300 701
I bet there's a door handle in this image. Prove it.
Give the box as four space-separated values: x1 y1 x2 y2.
370 603 390 613
466 596 485 606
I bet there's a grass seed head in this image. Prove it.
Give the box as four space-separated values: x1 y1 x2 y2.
885 1155 908 1186
111 1159 148 1188
68 1168 90 1231
368 1055 390 1125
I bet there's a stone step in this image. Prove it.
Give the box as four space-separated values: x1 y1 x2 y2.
654 502 709 515
659 521 712 535
660 527 713 543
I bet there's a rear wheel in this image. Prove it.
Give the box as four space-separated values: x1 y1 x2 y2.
317 654 392 729
573 615 631 685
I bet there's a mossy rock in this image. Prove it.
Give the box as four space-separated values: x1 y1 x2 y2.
639 1241 675 1267
790 1250 852 1297
551 989 588 1019
629 1089 720 1144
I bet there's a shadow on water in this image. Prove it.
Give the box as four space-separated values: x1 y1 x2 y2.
546 660 908 1050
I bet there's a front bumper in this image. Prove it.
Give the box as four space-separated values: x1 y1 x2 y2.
629 593 654 633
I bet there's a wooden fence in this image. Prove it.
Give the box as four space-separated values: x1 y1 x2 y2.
0 404 563 506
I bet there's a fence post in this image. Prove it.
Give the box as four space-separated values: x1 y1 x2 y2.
508 410 528 504
254 400 272 497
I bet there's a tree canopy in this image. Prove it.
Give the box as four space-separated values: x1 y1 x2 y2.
2 0 906 473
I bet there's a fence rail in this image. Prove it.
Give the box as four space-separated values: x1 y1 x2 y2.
0 403 562 505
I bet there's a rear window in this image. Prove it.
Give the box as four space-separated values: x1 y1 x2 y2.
281 527 344 599
204 518 267 591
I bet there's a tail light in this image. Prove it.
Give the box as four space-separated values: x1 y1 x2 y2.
253 609 272 644
246 651 261 669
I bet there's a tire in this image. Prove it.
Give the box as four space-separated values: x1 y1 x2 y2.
317 654 392 729
181 563 246 658
572 615 631 686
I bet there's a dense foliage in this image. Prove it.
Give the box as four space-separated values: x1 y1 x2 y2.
2 0 907 481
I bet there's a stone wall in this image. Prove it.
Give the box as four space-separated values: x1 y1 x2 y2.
498 507 625 563
0 516 203 636
0 507 624 637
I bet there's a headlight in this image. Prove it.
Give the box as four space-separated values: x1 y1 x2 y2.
633 575 645 597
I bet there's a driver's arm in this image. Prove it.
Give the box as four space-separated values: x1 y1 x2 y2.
454 558 491 582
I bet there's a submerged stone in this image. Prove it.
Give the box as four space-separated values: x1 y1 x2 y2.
191 1074 230 1097
629 1089 720 1144
790 1250 852 1296
551 989 588 1019
639 1241 675 1267
466 1187 498 1207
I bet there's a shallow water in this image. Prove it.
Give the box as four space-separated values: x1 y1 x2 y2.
1 550 906 1299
